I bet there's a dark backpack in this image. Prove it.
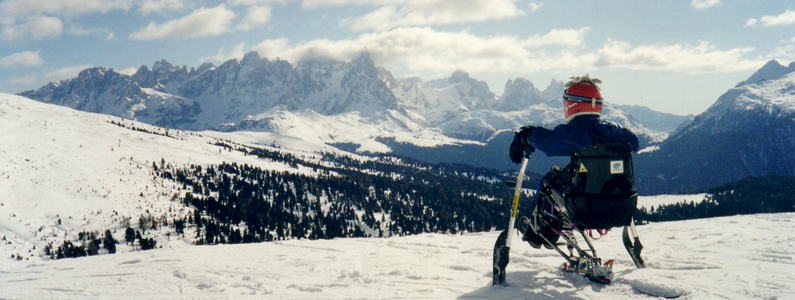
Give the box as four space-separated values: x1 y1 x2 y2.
544 143 637 229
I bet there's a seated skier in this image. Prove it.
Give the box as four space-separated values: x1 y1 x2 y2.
508 74 640 249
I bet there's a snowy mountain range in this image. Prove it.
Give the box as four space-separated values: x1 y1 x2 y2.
15 53 795 194
17 51 669 175
637 60 795 194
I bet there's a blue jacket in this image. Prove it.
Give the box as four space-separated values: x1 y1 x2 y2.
524 115 640 157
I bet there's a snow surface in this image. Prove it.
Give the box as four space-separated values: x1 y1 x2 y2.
2 214 794 299
2 94 794 299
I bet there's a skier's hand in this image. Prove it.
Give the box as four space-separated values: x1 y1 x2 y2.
509 137 524 164
509 127 535 164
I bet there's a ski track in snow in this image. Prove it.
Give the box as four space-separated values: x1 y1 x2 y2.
2 94 795 299
2 214 794 299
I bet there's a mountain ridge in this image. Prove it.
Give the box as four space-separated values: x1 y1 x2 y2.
18 51 667 148
637 60 795 194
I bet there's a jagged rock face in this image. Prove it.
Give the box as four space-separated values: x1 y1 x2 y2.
18 67 199 124
308 53 399 116
637 61 795 194
493 78 544 111
21 67 144 116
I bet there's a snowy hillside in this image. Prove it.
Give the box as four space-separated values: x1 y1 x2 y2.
0 92 325 263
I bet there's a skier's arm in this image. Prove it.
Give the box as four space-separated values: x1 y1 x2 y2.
525 125 581 157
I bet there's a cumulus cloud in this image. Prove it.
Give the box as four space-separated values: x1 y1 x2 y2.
528 2 543 13
0 0 131 40
587 40 762 73
300 0 401 9
229 0 295 6
1 15 63 41
237 6 272 30
341 0 524 31
44 65 93 82
246 27 763 75
69 25 115 40
0 0 133 19
250 27 588 73
745 9 795 28
115 67 139 76
129 4 236 40
10 75 36 84
767 45 795 60
203 42 248 62
690 0 719 10
139 0 186 14
0 51 44 67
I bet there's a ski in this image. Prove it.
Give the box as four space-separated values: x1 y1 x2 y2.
622 218 645 268
492 230 509 286
492 156 529 286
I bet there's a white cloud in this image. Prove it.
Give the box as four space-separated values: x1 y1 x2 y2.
528 2 543 13
10 75 36 84
745 9 795 27
115 67 139 76
129 4 236 40
229 0 295 6
44 65 93 82
249 27 764 75
344 0 525 31
203 42 248 62
237 5 272 30
252 27 588 73
0 0 130 40
690 0 719 10
139 0 186 14
587 40 762 73
767 45 795 60
0 0 133 19
0 15 63 40
300 0 401 9
0 51 44 67
68 25 115 40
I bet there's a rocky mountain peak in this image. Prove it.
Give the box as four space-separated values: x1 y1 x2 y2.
133 59 188 88
542 79 565 101
735 60 795 88
493 78 543 111
241 51 263 65
448 70 470 84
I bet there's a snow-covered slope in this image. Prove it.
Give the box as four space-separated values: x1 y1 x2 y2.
3 212 793 299
0 92 335 265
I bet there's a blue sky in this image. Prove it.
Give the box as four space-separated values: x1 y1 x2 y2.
1 0 794 115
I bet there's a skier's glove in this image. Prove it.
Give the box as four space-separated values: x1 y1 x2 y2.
509 126 536 164
564 74 602 89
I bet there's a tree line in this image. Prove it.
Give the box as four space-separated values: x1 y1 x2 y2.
154 141 539 245
634 175 795 223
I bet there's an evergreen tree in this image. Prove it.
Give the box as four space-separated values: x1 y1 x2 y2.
124 227 136 244
103 229 117 254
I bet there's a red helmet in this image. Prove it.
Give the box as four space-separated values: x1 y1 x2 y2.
563 81 603 122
